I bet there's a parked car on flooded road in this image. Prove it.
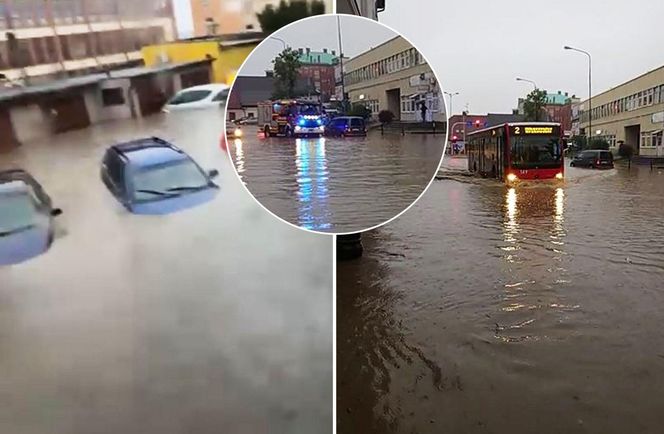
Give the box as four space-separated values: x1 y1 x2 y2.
100 137 219 215
162 84 230 112
570 150 614 169
0 170 63 265
324 116 367 137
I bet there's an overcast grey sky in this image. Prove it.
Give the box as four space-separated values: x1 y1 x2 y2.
239 14 398 76
380 0 664 115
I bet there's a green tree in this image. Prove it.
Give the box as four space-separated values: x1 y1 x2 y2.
257 0 327 34
522 89 548 122
589 137 610 150
378 110 395 125
348 103 370 119
272 47 301 99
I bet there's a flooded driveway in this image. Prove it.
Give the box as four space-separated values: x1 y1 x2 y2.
229 129 444 233
0 111 332 434
338 157 664 433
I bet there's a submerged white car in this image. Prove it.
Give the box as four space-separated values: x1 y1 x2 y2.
163 84 230 112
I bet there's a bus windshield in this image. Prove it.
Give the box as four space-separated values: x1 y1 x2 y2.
510 136 562 169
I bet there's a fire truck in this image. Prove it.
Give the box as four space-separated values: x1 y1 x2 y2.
257 99 325 138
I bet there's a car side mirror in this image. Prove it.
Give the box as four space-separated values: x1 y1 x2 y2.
208 169 219 179
51 208 63 217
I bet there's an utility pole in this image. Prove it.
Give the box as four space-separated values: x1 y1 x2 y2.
337 15 346 113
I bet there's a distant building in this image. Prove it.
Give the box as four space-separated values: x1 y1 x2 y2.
0 0 175 84
227 74 315 120
337 0 384 20
516 90 579 136
296 47 337 102
448 112 525 148
187 0 333 37
344 36 444 123
226 75 274 121
578 65 664 157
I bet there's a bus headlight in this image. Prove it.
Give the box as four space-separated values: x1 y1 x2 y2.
506 173 518 182
555 172 564 180
234 128 243 138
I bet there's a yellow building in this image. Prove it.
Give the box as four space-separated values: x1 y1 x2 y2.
344 36 445 123
141 36 261 85
577 65 664 157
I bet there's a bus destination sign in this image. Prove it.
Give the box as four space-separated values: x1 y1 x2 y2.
510 125 559 136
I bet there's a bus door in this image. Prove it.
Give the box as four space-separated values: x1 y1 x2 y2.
496 135 504 180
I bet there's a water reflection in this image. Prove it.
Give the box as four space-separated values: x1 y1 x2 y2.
233 138 245 174
296 138 330 231
229 129 444 233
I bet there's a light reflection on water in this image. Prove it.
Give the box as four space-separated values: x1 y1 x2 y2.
230 130 444 233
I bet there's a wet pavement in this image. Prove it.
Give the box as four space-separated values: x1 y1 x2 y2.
229 128 445 233
0 111 333 434
338 156 664 433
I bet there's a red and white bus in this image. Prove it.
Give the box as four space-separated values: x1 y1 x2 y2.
466 122 564 183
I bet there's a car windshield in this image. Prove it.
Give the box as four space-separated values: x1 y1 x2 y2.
510 136 563 169
0 191 40 234
132 160 209 200
168 90 211 105
350 118 363 127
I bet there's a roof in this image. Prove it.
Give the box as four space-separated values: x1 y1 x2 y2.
298 51 338 65
0 61 213 103
0 74 106 103
107 60 213 79
228 76 275 109
545 92 570 105
113 138 186 168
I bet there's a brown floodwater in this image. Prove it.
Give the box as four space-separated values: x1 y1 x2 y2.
338 156 664 433
229 128 445 233
0 111 333 434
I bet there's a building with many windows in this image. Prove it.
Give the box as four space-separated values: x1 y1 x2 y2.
0 0 175 84
344 35 444 123
578 65 664 157
296 47 338 102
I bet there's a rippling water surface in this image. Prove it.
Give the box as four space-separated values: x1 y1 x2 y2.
0 111 332 434
230 129 445 233
338 157 664 433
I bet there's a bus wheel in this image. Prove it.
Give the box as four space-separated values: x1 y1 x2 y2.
264 126 271 137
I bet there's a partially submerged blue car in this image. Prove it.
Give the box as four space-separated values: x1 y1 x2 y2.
100 137 219 215
0 169 63 266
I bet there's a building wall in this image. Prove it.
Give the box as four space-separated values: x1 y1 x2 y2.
9 104 50 144
578 65 664 156
344 36 444 122
298 64 336 102
189 0 332 36
0 8 175 79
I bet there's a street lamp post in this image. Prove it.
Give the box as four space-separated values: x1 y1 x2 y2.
269 36 287 50
564 45 592 147
444 91 459 154
516 77 539 121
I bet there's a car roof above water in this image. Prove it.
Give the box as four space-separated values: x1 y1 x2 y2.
113 138 187 168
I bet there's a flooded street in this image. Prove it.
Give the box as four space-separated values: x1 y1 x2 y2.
338 157 664 433
230 129 444 233
0 111 332 434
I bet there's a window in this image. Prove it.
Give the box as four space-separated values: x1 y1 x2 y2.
212 88 229 102
167 90 211 105
102 88 125 106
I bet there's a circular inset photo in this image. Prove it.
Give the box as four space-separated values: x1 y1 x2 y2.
225 14 447 234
